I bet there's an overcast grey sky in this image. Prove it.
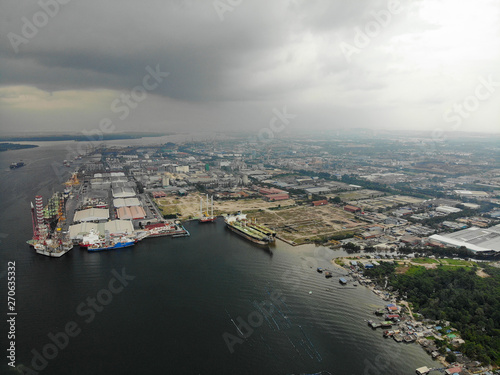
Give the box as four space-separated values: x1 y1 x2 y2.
1 0 499 135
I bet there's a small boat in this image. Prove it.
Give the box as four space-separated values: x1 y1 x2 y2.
317 267 324 273
339 277 347 285
10 161 25 169
324 271 332 278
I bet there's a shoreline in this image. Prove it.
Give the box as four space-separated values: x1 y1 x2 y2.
331 256 461 371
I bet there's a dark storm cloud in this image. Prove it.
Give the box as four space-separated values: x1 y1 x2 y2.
0 0 374 101
0 0 498 134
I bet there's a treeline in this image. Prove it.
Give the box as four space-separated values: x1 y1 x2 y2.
370 265 500 365
363 261 397 284
0 143 38 151
0 133 165 142
398 245 474 259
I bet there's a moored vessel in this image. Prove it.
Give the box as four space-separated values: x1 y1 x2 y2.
10 161 25 169
144 222 178 237
246 219 276 242
87 239 136 252
34 229 73 257
224 213 273 246
80 229 136 252
199 194 216 223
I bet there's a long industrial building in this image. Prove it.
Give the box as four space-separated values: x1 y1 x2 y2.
428 224 500 255
116 206 146 220
112 187 136 198
113 197 141 207
69 220 134 241
73 208 109 222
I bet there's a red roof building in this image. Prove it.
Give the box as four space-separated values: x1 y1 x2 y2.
259 187 286 195
312 200 328 206
265 193 289 201
117 206 146 220
344 205 361 213
386 314 400 319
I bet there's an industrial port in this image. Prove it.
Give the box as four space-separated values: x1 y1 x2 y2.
27 151 279 256
28 159 191 257
26 136 500 259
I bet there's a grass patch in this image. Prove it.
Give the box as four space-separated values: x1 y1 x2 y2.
404 265 426 276
412 258 439 264
440 258 474 266
334 258 345 266
437 265 472 271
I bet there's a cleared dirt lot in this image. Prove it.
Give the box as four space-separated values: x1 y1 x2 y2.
248 204 367 245
154 192 295 219
154 193 367 244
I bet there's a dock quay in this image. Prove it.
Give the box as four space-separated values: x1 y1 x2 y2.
415 366 447 375
28 161 195 256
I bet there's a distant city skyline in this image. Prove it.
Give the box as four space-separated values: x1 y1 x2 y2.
1 0 499 135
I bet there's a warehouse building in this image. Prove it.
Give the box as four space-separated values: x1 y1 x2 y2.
113 197 141 207
73 208 109 223
436 205 461 214
312 200 328 206
428 224 500 255
264 193 290 201
69 220 134 241
344 205 361 213
117 206 147 220
112 187 136 198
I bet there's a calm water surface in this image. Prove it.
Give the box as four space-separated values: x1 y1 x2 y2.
0 142 436 374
